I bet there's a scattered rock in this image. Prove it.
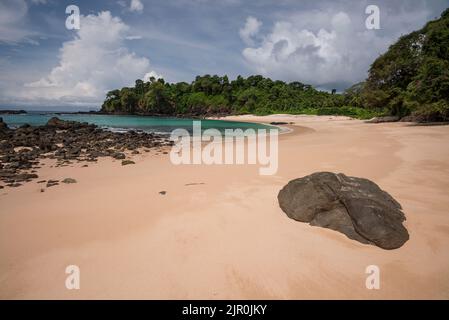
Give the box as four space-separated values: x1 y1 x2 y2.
113 152 126 160
270 122 289 125
0 117 173 187
40 188 45 193
14 173 38 182
62 178 77 184
7 183 22 187
46 180 59 187
121 160 135 166
278 172 409 250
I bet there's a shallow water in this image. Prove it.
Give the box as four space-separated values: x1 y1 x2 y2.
1 112 274 134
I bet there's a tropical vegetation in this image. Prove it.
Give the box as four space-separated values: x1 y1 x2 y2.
102 8 449 122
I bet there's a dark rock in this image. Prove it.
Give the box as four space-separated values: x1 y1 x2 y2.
185 182 205 186
15 173 38 182
113 152 126 160
62 178 77 184
278 172 409 250
159 191 167 195
46 117 70 129
46 180 59 187
7 183 22 187
46 117 87 130
270 122 289 125
0 117 172 188
121 160 135 166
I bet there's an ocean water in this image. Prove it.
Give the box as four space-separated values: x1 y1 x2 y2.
0 112 274 134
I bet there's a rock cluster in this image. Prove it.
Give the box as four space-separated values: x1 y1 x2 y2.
278 172 410 250
0 117 173 187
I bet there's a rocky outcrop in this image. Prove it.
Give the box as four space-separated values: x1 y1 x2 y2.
278 172 409 250
0 117 174 187
46 117 87 130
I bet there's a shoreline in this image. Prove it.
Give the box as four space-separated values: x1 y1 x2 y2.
1 114 449 299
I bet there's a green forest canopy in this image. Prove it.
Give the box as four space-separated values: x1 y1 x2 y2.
102 8 449 121
101 74 372 118
346 8 449 121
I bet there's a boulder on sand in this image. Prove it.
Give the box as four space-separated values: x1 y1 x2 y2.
278 172 409 250
113 152 126 160
121 160 135 166
62 178 77 184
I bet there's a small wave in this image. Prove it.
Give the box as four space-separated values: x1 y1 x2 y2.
100 126 171 136
102 126 130 133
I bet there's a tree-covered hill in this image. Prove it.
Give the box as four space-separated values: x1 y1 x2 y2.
346 8 449 121
101 74 374 118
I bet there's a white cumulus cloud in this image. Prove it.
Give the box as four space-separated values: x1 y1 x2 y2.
130 0 144 13
241 8 430 90
22 11 158 106
239 16 262 46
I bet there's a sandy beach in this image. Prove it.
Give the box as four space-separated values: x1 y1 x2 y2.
1 114 449 299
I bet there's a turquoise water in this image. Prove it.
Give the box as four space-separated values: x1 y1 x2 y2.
1 112 273 134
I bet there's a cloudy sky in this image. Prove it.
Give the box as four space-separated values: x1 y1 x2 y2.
0 0 448 110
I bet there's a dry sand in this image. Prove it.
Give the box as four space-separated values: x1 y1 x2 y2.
1 114 449 299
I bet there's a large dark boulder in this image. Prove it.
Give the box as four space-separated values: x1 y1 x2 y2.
46 117 70 129
278 172 409 249
46 117 88 130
